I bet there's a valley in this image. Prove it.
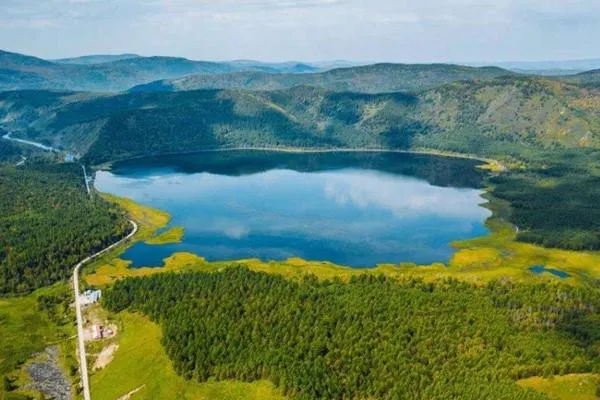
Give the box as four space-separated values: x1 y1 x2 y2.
1 48 600 400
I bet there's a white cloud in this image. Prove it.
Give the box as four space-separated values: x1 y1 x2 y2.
1 0 600 61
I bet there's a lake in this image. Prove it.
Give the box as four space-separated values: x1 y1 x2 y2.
95 151 492 267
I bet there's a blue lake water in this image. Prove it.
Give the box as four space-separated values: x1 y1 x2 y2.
94 151 492 267
529 265 569 278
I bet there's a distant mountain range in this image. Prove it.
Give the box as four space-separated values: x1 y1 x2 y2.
52 54 141 65
129 63 514 94
3 49 600 93
0 50 330 92
466 58 600 75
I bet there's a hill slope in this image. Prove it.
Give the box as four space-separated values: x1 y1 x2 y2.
130 63 515 94
1 77 597 161
52 54 141 65
562 69 600 89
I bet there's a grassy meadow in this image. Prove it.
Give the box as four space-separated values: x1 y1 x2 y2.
0 284 77 400
518 374 600 400
89 312 285 400
145 226 185 245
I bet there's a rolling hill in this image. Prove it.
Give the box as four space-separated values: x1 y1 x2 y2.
1 75 600 271
52 54 141 65
129 63 515 94
0 50 518 93
0 50 328 92
1 76 598 163
561 69 600 88
0 50 240 91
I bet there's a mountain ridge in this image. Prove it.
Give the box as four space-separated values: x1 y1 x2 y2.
129 63 515 94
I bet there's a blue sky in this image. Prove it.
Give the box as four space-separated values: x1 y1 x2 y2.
2 0 600 62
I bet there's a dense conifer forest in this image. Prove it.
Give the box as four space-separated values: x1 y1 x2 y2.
489 151 600 250
0 140 23 163
105 268 600 400
0 163 128 294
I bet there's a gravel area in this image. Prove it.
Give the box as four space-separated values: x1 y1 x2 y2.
26 346 72 400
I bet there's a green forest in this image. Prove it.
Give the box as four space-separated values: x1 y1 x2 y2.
0 140 22 163
105 267 600 400
489 150 600 250
0 163 128 294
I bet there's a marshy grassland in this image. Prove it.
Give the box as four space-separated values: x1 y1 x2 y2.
145 226 185 245
85 191 600 288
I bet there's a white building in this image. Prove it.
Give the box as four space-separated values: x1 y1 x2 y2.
79 289 102 306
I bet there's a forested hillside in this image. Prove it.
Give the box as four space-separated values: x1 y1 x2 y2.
129 63 513 94
0 163 128 294
0 140 22 163
105 267 600 400
2 77 598 161
562 69 600 89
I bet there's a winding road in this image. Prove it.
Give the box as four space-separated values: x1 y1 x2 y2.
2 132 58 152
3 131 137 399
73 220 138 400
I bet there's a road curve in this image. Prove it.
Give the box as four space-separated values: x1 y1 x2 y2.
2 132 58 152
73 220 138 400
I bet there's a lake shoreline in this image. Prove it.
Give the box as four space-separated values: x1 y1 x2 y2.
96 152 492 267
94 146 504 171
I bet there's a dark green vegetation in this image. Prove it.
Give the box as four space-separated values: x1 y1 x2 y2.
562 69 600 89
105 267 600 400
489 150 600 250
129 63 513 93
1 49 516 93
0 163 128 294
0 140 22 163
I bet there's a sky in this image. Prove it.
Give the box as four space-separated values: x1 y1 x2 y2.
2 0 600 63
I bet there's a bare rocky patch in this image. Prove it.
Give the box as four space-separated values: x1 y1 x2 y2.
25 346 72 400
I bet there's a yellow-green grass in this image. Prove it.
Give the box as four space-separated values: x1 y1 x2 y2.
145 226 184 245
83 194 174 281
518 374 600 400
100 193 170 240
85 216 600 287
0 284 76 399
90 312 285 400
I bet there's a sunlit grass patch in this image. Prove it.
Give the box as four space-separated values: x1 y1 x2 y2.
145 226 184 245
518 374 600 400
99 193 170 240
